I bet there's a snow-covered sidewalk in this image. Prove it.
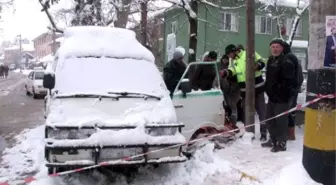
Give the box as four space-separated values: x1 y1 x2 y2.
0 125 320 185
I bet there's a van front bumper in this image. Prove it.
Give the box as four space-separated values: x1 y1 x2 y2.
45 124 186 168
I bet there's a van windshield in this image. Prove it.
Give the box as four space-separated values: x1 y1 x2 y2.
54 57 166 97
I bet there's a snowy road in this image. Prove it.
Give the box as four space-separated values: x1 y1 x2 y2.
0 72 320 185
0 72 45 149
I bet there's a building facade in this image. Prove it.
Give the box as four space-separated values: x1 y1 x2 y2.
163 0 309 69
33 32 62 59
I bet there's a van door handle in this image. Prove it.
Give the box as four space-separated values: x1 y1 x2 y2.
174 104 184 108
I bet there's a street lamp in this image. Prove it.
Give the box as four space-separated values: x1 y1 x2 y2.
16 34 22 70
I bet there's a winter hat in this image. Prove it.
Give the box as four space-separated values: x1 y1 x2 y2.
225 44 237 55
270 38 285 46
175 46 186 56
173 50 184 59
207 51 218 60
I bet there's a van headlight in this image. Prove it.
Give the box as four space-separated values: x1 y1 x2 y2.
47 129 95 139
145 127 178 136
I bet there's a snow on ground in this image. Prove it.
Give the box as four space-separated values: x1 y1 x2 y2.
0 124 320 185
0 126 44 183
13 69 32 76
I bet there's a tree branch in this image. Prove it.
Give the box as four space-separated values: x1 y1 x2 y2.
38 0 64 33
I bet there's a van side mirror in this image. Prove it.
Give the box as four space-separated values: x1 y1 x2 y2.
43 73 55 90
180 79 192 94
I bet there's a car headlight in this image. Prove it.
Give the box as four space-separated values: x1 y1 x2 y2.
47 128 95 139
145 127 178 136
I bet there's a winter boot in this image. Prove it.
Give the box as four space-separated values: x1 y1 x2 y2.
261 139 274 148
260 134 267 142
288 127 296 140
271 141 287 152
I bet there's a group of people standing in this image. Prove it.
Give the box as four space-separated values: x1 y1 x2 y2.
0 64 9 79
163 38 303 153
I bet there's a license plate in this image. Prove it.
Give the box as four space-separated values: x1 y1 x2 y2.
100 148 143 160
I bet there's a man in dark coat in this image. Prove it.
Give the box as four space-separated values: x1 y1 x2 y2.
163 50 187 97
262 39 297 152
3 65 9 78
283 41 304 140
192 51 218 91
219 54 241 127
0 64 3 79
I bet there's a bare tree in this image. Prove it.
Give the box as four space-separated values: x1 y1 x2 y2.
287 0 309 47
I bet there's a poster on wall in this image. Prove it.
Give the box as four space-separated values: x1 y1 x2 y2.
324 15 336 67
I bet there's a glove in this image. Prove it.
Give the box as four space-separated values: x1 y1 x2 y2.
219 69 228 78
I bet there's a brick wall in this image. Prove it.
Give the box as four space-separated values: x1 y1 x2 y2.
33 33 62 59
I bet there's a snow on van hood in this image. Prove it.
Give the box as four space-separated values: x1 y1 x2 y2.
46 96 178 127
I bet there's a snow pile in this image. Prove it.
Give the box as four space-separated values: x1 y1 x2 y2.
291 40 308 48
13 69 32 75
0 126 45 182
258 0 308 8
58 26 154 63
0 124 322 185
264 162 322 185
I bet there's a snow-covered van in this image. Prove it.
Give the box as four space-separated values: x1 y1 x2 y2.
43 26 186 174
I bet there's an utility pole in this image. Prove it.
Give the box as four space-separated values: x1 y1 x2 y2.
302 1 335 185
140 0 148 46
17 35 22 70
245 0 256 133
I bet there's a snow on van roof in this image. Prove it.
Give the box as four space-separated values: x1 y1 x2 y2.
57 26 155 62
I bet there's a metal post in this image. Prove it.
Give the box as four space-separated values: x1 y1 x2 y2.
18 35 22 70
245 0 255 133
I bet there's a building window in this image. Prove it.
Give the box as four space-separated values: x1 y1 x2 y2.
286 17 302 37
255 15 272 34
171 21 178 33
295 52 307 70
219 12 238 32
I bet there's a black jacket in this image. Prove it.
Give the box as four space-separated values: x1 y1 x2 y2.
191 63 216 91
163 59 187 94
265 46 296 103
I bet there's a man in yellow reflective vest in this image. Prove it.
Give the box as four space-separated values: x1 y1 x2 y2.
220 44 267 141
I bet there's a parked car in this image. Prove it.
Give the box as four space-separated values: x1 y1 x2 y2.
43 26 186 174
25 69 48 99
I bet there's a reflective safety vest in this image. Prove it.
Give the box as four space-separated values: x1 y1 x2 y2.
228 50 265 84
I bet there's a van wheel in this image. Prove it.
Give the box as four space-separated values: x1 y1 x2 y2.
185 127 221 157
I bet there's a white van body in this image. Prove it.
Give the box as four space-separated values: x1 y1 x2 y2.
44 27 186 174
